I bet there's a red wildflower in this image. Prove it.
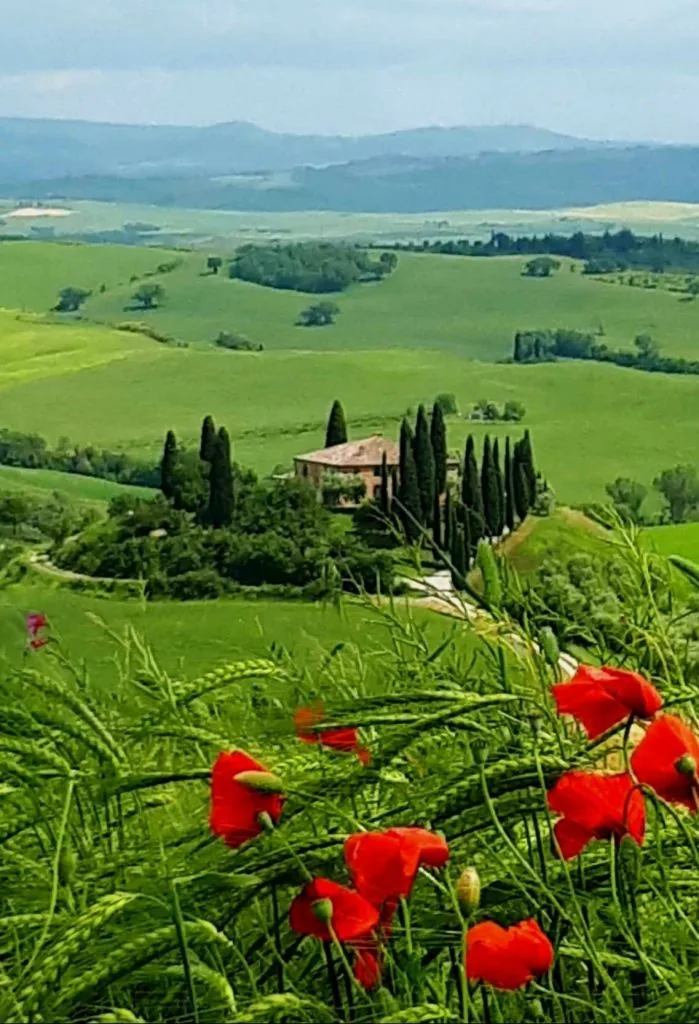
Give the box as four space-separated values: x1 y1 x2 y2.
466 918 554 990
547 770 645 859
30 638 49 651
26 612 48 638
344 826 449 905
631 714 699 812
294 704 370 765
551 665 663 740
209 750 284 849
289 878 379 942
353 946 382 989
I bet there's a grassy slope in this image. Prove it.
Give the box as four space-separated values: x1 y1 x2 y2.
81 252 699 361
0 584 466 686
645 522 699 561
0 465 151 505
0 330 697 502
497 508 611 573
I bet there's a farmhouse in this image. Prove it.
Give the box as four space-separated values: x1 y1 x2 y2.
294 435 399 506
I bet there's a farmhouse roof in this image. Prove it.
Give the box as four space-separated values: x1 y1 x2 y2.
295 435 399 468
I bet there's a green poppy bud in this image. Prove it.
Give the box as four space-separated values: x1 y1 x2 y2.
234 770 285 794
256 811 276 833
311 898 334 923
676 754 697 778
456 867 481 913
540 627 560 668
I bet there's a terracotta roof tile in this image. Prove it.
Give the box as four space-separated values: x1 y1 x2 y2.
295 435 399 468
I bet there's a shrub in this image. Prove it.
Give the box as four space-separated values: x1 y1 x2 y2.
214 331 263 352
434 392 459 416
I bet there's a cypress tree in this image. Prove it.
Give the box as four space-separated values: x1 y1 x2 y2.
208 427 235 528
199 415 217 463
397 419 422 542
463 502 473 566
504 436 515 533
481 435 501 539
521 430 537 499
160 430 178 501
450 525 467 591
379 452 390 516
413 404 435 526
513 442 531 522
461 434 484 544
430 401 448 495
493 438 506 538
444 489 453 555
432 488 442 548
325 400 348 448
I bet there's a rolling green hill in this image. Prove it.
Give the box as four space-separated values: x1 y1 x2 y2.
2 242 698 363
0 465 150 505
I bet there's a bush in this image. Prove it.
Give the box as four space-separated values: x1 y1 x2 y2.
214 331 263 352
297 302 340 327
434 392 459 416
230 242 397 293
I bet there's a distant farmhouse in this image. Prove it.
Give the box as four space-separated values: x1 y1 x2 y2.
294 434 460 508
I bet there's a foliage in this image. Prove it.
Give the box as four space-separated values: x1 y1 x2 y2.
413 405 435 527
653 464 699 524
206 255 223 275
54 285 91 312
0 488 98 542
469 398 526 422
430 401 448 495
298 302 341 327
0 427 158 488
605 477 648 524
230 242 397 293
6 527 699 1022
208 428 235 529
325 400 348 449
513 327 699 377
131 282 165 309
397 419 422 543
320 472 366 508
434 392 459 416
523 256 561 277
215 331 263 352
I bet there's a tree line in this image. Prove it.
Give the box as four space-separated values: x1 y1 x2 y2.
229 243 398 293
383 229 699 274
513 328 699 377
391 404 539 586
0 427 159 487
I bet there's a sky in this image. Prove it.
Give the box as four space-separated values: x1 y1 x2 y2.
0 0 698 141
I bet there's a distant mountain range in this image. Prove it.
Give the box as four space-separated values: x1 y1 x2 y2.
1 116 698 214
0 117 603 181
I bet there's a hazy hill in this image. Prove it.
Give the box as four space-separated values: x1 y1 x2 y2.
5 145 699 213
0 117 600 180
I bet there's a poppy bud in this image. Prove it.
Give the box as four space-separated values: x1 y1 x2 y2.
256 811 276 833
675 754 697 778
311 898 334 923
539 627 560 668
234 770 285 794
456 867 481 913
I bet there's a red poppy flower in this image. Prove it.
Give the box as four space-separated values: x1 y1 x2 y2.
353 946 381 989
547 770 645 859
289 878 379 942
294 704 370 765
344 827 449 905
30 637 49 651
631 714 699 812
551 665 663 740
209 750 284 849
466 918 554 990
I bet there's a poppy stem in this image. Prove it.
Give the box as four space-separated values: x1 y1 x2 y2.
481 983 492 1024
323 941 344 1020
622 714 635 776
271 884 284 993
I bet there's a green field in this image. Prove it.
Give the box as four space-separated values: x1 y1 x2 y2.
0 583 469 686
0 464 150 505
5 198 699 246
0 239 698 505
645 522 699 561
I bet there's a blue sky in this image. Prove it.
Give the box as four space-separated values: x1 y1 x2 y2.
0 0 697 140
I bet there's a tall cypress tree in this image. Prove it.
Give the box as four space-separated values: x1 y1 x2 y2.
521 429 537 499
413 405 435 526
461 434 484 545
504 436 515 533
432 488 442 548
325 400 348 448
450 525 467 591
397 419 422 542
208 427 235 528
513 442 531 522
199 415 217 464
430 401 448 496
444 489 454 555
160 430 178 501
493 438 506 538
481 435 501 539
379 452 390 516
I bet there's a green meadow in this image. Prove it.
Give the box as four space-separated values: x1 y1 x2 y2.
645 522 699 561
0 239 697 506
0 464 148 505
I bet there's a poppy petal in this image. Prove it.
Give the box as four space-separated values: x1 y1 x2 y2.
632 714 699 812
552 817 594 859
210 750 284 848
289 878 379 942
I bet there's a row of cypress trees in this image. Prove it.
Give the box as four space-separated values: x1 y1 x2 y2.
160 416 235 527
